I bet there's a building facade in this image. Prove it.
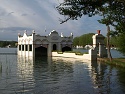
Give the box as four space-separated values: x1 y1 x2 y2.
18 30 73 57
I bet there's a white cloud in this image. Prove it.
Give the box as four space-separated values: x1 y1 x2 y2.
0 0 106 40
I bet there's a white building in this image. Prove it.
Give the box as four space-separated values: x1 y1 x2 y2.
92 30 107 58
18 30 73 57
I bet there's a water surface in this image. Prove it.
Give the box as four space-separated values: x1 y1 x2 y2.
0 48 125 94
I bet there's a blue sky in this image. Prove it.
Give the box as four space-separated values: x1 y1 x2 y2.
0 0 107 41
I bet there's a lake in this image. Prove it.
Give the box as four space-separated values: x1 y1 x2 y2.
0 48 125 94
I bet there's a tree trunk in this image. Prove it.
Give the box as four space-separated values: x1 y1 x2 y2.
107 25 112 61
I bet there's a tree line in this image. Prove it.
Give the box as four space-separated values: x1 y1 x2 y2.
73 33 122 50
73 33 94 47
0 41 17 47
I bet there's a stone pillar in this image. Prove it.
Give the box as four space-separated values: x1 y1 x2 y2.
32 43 35 57
92 35 97 48
89 48 97 61
32 30 35 57
17 44 19 55
99 43 103 57
28 44 29 57
24 44 26 56
58 43 61 51
99 43 107 57
48 43 52 56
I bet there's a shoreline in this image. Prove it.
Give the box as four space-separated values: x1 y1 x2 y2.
98 58 125 68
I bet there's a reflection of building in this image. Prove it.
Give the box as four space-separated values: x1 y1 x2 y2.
17 56 35 93
18 30 73 57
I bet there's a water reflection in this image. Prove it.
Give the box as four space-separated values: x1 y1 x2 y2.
17 56 35 93
117 68 125 92
90 61 111 93
90 61 125 94
0 54 125 94
0 55 17 94
33 56 74 94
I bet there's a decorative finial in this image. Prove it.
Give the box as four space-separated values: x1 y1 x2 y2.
61 32 63 37
32 30 35 34
24 30 27 33
18 33 21 36
71 33 73 36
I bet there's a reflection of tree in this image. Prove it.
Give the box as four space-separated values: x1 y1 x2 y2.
117 68 125 87
91 61 113 93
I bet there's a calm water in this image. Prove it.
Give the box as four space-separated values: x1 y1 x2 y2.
73 48 125 58
0 48 125 94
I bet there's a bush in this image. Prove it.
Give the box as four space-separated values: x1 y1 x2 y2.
57 51 63 54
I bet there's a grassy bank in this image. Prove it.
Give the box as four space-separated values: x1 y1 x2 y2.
98 58 125 68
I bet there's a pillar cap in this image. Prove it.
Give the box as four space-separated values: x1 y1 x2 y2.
97 30 101 34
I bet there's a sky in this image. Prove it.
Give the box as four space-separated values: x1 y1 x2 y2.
0 0 107 41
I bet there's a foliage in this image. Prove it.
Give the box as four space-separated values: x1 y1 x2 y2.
56 0 125 60
75 52 83 55
116 33 125 55
73 37 79 47
56 0 107 23
57 0 125 28
0 41 17 47
109 36 118 47
73 33 94 47
56 51 84 55
57 51 63 54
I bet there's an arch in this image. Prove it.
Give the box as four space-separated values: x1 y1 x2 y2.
53 44 57 51
62 46 71 52
67 40 72 43
35 46 47 57
34 39 42 44
41 39 49 44
61 40 66 43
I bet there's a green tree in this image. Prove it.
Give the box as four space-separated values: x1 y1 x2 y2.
73 37 79 47
73 33 94 47
57 0 107 23
56 0 125 60
0 41 17 47
116 33 125 55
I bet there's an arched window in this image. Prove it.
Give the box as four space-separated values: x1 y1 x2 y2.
62 46 71 52
53 44 57 51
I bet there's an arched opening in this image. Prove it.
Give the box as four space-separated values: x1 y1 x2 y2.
53 44 57 51
62 46 71 52
35 46 47 57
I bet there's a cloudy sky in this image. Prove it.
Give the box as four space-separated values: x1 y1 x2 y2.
0 0 107 41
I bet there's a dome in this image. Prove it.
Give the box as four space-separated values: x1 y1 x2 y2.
51 30 58 34
49 30 59 36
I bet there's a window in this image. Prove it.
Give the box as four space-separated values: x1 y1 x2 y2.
29 45 32 51
22 45 24 51
19 45 21 51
